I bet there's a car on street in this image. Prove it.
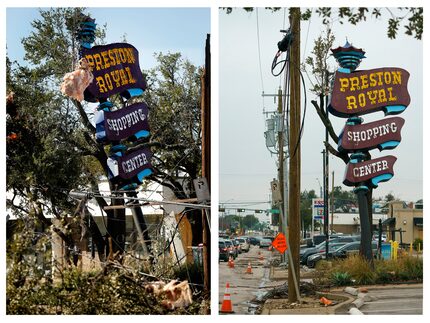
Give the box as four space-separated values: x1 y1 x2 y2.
224 239 238 258
219 239 230 262
248 236 260 246
236 237 250 252
232 239 242 254
259 238 272 248
307 240 378 268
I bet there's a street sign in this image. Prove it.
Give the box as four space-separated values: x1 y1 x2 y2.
269 209 280 214
343 155 397 187
339 117 405 152
329 67 410 117
272 232 288 253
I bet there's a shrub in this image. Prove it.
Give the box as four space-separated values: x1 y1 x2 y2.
331 255 376 285
331 271 352 286
374 259 399 284
398 256 423 281
413 238 423 251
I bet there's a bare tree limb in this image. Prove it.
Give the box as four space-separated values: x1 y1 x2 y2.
72 99 96 133
324 141 350 164
311 99 339 143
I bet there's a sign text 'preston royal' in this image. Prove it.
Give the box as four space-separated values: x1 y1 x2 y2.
104 102 149 141
339 117 405 152
118 147 152 179
330 67 410 117
343 155 397 187
82 43 146 101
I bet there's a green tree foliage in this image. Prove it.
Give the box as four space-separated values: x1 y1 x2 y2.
242 214 260 230
300 189 317 232
332 186 357 212
143 52 203 199
222 7 423 40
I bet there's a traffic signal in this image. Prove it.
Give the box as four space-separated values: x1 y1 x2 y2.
237 208 245 212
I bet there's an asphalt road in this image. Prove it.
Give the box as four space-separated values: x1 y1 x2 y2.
359 285 423 315
218 245 276 314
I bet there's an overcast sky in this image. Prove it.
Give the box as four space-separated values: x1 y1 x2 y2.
219 8 423 215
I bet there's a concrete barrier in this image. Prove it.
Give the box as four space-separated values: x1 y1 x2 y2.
344 287 358 296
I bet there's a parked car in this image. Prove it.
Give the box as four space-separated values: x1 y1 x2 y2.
300 241 346 265
259 238 272 248
307 241 378 268
224 239 238 258
219 239 230 262
236 237 250 252
312 234 360 246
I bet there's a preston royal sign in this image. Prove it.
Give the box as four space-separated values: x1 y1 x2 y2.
343 155 397 187
82 43 146 101
104 102 149 141
118 147 152 179
330 67 410 117
339 117 405 152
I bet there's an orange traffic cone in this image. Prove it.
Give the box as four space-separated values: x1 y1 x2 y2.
246 261 253 274
320 296 333 306
228 256 235 268
220 282 234 313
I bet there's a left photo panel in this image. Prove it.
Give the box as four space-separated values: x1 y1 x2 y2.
6 7 211 314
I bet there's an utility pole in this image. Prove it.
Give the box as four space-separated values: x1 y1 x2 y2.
201 34 211 292
331 171 334 233
277 88 285 242
287 7 301 303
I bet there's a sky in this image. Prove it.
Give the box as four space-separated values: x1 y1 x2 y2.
219 8 423 216
6 7 210 69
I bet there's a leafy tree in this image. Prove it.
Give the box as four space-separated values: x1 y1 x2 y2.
300 190 317 235
8 7 205 257
385 193 396 202
222 7 423 40
242 214 260 230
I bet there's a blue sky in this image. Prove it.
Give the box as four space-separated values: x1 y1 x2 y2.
6 7 210 69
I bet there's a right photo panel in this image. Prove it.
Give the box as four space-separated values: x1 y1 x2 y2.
219 7 423 315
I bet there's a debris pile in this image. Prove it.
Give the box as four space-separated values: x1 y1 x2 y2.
145 280 193 310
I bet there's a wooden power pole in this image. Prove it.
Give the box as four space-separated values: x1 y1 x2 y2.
288 7 301 303
201 34 211 292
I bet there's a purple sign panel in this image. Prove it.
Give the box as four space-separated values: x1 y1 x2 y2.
118 147 152 179
344 155 397 187
82 43 146 101
330 67 410 117
104 102 149 141
339 117 405 152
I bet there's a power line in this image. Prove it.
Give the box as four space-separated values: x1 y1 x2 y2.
256 8 264 94
302 9 313 65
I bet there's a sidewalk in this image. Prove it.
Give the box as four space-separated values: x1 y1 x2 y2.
260 266 354 314
262 266 423 315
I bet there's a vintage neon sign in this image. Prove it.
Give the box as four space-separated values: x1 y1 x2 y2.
330 67 410 117
338 117 405 152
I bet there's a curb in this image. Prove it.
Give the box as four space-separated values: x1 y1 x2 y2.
343 286 377 315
